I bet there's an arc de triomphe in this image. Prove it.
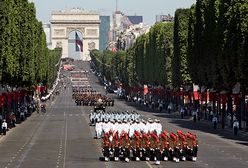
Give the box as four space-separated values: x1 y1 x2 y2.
50 8 100 60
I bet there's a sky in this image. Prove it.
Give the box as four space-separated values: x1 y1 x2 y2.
29 0 196 25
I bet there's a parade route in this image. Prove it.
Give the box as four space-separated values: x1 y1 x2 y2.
0 61 247 168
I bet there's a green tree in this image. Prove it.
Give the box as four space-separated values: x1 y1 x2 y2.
173 8 191 87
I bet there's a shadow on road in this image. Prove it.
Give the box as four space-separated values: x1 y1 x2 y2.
115 97 248 147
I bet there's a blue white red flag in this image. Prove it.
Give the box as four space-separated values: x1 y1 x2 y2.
75 32 83 52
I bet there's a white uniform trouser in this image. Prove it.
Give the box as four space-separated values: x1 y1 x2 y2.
96 130 102 138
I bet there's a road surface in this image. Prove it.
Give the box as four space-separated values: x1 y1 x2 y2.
0 61 247 168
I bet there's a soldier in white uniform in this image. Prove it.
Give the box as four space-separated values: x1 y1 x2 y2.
155 119 162 135
136 120 141 132
129 121 135 138
143 120 148 133
89 111 95 125
139 120 145 133
95 121 103 139
146 119 152 133
102 121 110 134
123 120 130 133
116 120 123 135
150 120 157 133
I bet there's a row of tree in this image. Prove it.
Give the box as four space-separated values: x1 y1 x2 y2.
91 22 174 87
91 0 247 93
184 0 247 127
0 0 61 88
91 0 247 127
186 0 247 92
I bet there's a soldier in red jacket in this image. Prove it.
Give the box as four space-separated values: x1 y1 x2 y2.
132 130 141 161
120 131 131 162
102 132 110 161
160 130 169 161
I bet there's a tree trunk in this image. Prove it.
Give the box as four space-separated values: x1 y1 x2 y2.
240 86 246 129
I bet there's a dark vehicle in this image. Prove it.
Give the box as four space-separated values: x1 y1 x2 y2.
106 86 115 93
94 99 106 112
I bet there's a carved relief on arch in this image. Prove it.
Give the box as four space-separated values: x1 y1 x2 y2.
86 29 98 36
53 29 66 37
88 42 96 50
66 27 85 37
56 41 62 48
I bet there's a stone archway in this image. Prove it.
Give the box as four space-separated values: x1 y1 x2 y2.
50 8 100 61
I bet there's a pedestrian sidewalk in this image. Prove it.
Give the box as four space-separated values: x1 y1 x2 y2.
161 110 248 143
117 96 248 143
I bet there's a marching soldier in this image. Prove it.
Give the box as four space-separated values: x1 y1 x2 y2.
132 130 141 161
140 132 151 161
186 132 198 161
95 121 103 139
160 130 169 161
113 131 120 161
169 132 180 163
177 130 187 161
150 131 161 165
154 119 162 135
102 132 111 161
120 131 131 162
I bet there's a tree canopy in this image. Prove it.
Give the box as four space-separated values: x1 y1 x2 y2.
0 0 62 88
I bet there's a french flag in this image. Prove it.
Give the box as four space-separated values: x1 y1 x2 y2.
75 32 83 52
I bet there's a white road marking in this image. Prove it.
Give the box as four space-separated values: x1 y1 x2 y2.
63 115 68 168
145 161 154 168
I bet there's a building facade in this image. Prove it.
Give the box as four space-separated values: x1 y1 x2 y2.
99 16 110 51
156 14 174 23
127 16 143 25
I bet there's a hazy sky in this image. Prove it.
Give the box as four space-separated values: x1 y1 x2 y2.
29 0 196 25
